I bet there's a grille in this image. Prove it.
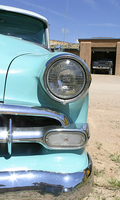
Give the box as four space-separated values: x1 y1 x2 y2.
0 114 61 128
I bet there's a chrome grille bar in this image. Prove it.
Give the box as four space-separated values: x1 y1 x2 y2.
0 104 69 127
0 124 89 150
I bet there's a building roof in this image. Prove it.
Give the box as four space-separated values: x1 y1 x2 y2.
78 38 120 42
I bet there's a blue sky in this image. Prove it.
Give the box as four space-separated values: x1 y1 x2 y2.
1 0 120 43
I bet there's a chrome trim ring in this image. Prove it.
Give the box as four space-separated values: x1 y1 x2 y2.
43 54 91 104
0 153 93 199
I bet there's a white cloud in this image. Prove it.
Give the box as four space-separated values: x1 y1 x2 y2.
84 0 95 4
62 28 69 33
107 0 120 9
83 0 97 8
76 39 79 43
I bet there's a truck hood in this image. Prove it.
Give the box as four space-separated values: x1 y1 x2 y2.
0 34 50 102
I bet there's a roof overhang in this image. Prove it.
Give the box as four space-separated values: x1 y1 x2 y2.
78 38 120 43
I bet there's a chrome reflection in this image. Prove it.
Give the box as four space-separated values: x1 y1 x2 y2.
0 154 93 198
43 53 91 104
0 104 69 127
0 123 89 150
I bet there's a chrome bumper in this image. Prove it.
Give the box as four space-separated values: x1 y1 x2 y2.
0 154 93 199
93 66 110 70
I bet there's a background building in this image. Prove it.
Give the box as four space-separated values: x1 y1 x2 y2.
79 38 120 75
50 40 79 56
50 38 120 75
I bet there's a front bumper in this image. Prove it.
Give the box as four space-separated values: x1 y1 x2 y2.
0 154 93 199
92 66 110 70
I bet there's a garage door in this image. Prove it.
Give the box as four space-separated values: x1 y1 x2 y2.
91 48 116 75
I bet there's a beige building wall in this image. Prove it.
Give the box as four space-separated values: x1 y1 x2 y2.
79 39 120 75
115 42 120 75
80 42 91 70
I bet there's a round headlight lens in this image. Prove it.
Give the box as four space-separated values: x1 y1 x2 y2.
46 59 85 100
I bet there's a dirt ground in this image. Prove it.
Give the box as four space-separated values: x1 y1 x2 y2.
0 74 120 200
84 74 120 200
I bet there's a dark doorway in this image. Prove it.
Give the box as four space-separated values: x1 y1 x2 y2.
91 49 116 75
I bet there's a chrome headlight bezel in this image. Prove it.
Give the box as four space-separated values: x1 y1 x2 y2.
43 54 91 104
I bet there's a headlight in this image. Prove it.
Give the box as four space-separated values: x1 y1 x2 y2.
43 54 91 103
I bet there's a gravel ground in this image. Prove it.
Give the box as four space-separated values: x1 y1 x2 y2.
0 74 120 200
